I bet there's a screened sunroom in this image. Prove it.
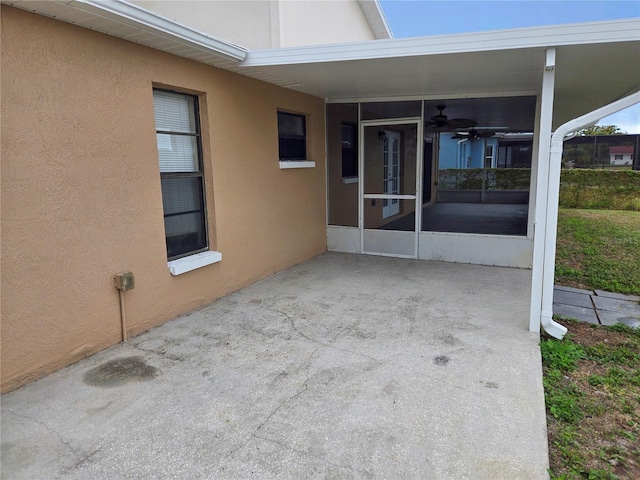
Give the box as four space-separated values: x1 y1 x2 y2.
326 96 537 267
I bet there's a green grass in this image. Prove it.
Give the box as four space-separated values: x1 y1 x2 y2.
555 209 640 295
542 321 640 479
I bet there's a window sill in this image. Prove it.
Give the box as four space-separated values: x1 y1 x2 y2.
342 176 358 184
279 161 315 169
167 251 222 276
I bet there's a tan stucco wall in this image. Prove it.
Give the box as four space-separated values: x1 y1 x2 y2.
1 6 327 393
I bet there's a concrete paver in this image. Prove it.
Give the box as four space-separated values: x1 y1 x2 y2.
554 285 593 295
553 285 640 327
1 253 549 479
553 303 599 325
553 290 593 309
598 311 640 328
591 296 640 315
594 290 640 302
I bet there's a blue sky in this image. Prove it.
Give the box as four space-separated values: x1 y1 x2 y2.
379 1 640 133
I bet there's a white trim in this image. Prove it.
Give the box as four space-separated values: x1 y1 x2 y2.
327 226 360 253
342 176 359 184
364 194 416 200
359 117 421 126
167 250 222 276
361 251 415 259
419 232 532 268
242 19 640 67
356 0 393 39
7 0 247 63
326 91 540 104
279 161 316 169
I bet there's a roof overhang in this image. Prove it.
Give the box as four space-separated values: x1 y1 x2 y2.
240 19 640 129
357 0 393 40
6 1 639 130
3 0 248 67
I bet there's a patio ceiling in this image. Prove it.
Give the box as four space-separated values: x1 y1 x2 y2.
241 20 640 130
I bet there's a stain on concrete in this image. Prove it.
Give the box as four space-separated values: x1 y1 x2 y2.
483 381 499 389
433 355 450 366
436 333 462 346
83 356 159 388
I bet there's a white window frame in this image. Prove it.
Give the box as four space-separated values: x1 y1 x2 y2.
153 88 221 275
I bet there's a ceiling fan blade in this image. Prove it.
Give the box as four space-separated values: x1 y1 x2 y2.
425 124 454 132
478 131 496 138
448 118 477 129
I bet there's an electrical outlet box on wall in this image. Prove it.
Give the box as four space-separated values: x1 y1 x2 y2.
114 272 135 291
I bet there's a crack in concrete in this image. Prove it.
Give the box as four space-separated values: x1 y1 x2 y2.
266 305 384 364
229 346 320 457
62 448 102 474
226 343 375 477
2 409 81 461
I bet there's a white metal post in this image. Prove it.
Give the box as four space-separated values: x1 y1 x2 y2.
529 48 556 333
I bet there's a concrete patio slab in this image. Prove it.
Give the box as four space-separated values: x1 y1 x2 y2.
1 253 548 479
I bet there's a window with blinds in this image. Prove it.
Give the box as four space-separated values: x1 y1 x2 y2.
153 89 208 260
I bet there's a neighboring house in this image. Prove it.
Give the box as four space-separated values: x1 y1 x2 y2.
562 134 639 168
609 145 634 165
439 133 535 170
438 135 500 169
1 0 639 393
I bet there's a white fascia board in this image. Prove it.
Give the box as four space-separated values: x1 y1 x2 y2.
46 0 247 62
357 0 393 39
241 18 640 66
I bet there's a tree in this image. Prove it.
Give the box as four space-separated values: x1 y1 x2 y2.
577 125 626 136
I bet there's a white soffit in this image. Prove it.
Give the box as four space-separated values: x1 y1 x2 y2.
239 18 640 127
357 0 393 40
3 0 248 66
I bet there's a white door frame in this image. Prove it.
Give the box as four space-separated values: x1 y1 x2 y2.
359 117 423 258
382 130 401 218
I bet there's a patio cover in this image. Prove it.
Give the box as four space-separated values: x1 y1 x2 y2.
240 19 640 129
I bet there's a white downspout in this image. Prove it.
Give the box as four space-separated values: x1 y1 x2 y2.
530 49 562 336
539 90 640 339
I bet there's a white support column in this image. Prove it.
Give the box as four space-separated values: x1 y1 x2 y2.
529 48 556 333
540 90 640 338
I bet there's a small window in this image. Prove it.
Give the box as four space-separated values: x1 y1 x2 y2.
614 154 623 160
278 112 307 161
341 123 358 178
484 145 494 168
153 89 208 260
